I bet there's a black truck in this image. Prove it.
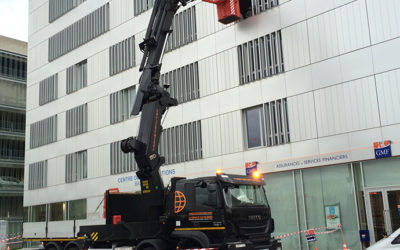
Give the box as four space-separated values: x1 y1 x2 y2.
78 173 281 250
39 0 282 248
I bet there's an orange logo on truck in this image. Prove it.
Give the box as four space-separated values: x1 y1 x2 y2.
174 191 186 214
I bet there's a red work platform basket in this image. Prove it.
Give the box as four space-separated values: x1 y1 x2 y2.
203 0 241 24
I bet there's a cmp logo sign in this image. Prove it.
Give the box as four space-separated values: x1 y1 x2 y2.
374 140 392 159
245 161 258 176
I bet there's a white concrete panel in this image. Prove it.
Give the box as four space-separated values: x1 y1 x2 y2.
26 84 39 111
48 221 74 238
220 111 244 154
199 55 219 97
381 124 400 157
375 69 400 126
215 25 236 53
307 9 339 63
88 96 110 131
28 1 49 36
196 2 216 39
334 0 355 7
266 143 292 161
216 48 239 92
58 69 67 98
281 21 310 71
372 37 400 74
197 33 217 61
88 144 110 178
285 66 313 97
58 112 66 141
201 116 222 158
23 222 46 238
318 133 350 155
27 41 49 77
221 152 244 175
160 105 183 130
110 0 134 29
218 87 240 114
311 57 342 89
260 74 287 103
366 0 400 44
239 81 263 109
287 92 318 142
314 76 380 137
47 158 59 187
88 49 109 85
199 94 220 119
305 0 335 18
182 100 201 124
280 0 307 28
339 47 374 83
335 0 370 54
348 128 381 162
291 139 319 158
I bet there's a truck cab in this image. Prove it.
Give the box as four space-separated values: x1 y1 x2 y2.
172 172 279 249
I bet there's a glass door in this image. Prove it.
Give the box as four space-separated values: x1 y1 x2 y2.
366 187 400 244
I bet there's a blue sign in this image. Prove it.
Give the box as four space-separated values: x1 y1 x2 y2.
245 161 258 176
359 230 370 242
374 140 392 159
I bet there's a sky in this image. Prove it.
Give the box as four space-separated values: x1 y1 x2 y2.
0 0 28 42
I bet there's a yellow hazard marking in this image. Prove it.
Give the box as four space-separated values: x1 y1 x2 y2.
91 232 99 241
23 237 84 242
174 227 226 231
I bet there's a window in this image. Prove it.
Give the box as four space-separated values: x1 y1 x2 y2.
244 98 290 148
0 51 27 80
68 199 87 220
110 86 136 124
110 141 137 175
159 120 202 165
65 150 87 183
48 3 110 61
66 104 88 138
39 74 58 105
30 204 47 222
0 139 24 160
238 30 284 85
66 60 87 94
241 0 279 19
245 106 265 148
49 0 86 22
165 6 197 52
49 202 66 221
0 197 23 219
28 160 48 190
109 36 135 76
160 62 199 103
0 110 25 133
29 115 57 148
134 0 155 16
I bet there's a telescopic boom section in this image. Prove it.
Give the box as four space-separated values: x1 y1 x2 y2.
121 0 189 194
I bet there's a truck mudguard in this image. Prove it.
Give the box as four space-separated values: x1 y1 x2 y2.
170 230 210 248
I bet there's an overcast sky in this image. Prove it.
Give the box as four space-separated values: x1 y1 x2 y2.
0 0 28 42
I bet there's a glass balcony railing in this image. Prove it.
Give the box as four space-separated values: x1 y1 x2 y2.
0 121 25 133
0 150 24 161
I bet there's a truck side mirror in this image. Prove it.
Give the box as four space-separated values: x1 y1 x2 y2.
208 183 217 207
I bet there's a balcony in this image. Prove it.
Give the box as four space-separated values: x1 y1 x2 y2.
0 176 23 195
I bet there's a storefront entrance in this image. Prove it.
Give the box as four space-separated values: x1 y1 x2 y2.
365 187 400 244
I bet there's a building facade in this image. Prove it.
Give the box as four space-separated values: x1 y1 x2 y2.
0 35 27 247
25 0 400 249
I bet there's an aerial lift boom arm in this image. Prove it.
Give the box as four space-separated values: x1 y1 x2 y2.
121 0 191 194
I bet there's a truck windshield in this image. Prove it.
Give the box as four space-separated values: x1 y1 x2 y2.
223 185 268 207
